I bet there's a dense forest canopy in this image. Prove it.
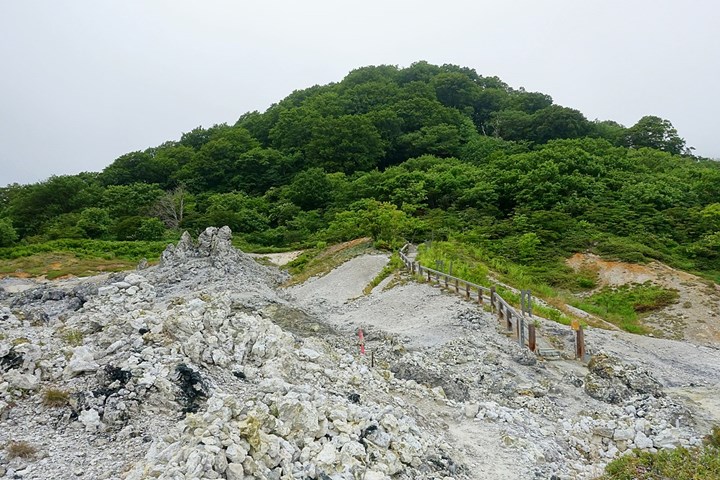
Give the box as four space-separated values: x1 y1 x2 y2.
1 61 718 280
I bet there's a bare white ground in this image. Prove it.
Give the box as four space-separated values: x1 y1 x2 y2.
332 282 478 349
287 254 389 310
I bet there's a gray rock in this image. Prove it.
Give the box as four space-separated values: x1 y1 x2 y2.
634 431 653 449
5 370 40 390
64 346 99 377
613 428 635 441
463 403 480 419
225 463 244 480
653 428 683 449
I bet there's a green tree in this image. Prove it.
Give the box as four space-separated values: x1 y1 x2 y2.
286 168 334 210
325 199 418 246
136 218 166 240
101 183 165 218
77 208 112 238
176 127 260 191
625 115 687 155
7 174 102 237
0 217 18 247
431 72 479 110
305 115 385 172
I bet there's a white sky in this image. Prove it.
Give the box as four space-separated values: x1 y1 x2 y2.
1 0 718 186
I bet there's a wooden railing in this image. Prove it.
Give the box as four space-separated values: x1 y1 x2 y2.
399 244 539 353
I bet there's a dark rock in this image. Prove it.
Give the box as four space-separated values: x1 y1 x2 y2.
104 365 132 385
175 363 208 413
0 348 23 372
42 289 66 301
72 284 98 304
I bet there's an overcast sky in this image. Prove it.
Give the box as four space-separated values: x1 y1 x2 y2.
1 0 718 186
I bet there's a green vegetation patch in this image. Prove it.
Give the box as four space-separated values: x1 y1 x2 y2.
416 240 575 325
572 282 679 334
0 239 169 279
42 388 70 408
0 239 169 261
363 252 404 295
284 238 375 286
599 427 720 480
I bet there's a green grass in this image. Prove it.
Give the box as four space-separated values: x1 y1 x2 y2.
571 282 679 333
284 237 375 286
42 388 70 407
0 239 170 279
0 239 170 261
416 240 575 325
599 427 720 479
414 240 687 332
363 252 404 295
60 329 84 346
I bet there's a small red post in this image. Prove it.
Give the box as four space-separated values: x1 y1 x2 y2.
358 329 365 355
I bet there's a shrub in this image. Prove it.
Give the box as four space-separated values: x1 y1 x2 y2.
571 282 679 333
0 217 18 247
6 441 37 459
61 329 84 346
42 388 70 407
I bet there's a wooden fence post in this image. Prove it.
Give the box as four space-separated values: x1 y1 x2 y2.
506 309 513 332
528 323 536 352
490 287 496 312
478 288 483 304
465 283 470 299
455 278 459 293
576 326 585 359
444 274 448 288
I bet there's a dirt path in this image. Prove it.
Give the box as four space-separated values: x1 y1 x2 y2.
287 254 389 310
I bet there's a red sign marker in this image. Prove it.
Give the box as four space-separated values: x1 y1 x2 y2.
358 329 365 354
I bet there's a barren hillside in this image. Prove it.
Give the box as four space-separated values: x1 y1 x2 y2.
1 230 719 479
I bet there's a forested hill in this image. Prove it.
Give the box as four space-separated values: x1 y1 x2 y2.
1 61 719 282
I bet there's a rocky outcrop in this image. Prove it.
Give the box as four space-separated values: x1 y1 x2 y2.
584 353 664 404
